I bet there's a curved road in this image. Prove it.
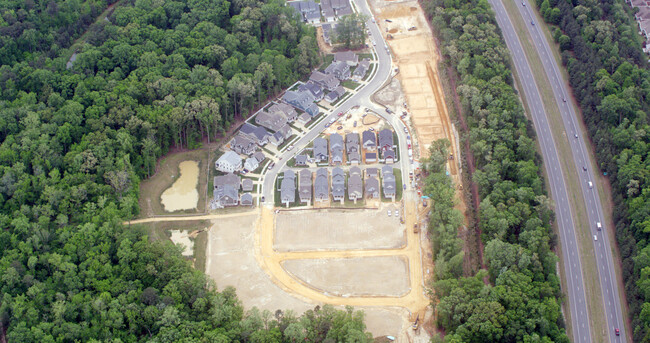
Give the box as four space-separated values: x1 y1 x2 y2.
261 0 415 202
490 0 626 342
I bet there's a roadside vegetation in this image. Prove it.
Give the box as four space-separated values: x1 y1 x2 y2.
423 0 569 339
0 0 376 340
534 0 650 340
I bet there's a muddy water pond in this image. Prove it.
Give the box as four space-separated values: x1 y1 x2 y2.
160 160 199 212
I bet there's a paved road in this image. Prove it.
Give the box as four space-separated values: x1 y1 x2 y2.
487 1 592 342
491 0 627 342
261 0 414 203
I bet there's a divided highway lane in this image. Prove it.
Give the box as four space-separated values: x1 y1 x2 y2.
513 1 626 341
261 0 395 203
487 1 593 342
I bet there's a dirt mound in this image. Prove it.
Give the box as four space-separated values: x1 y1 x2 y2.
362 114 380 125
410 7 417 11
389 28 398 33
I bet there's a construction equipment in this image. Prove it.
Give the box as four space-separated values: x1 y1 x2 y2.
413 224 419 233
412 314 420 331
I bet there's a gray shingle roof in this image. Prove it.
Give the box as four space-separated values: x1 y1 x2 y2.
350 166 361 176
331 167 345 198
280 170 296 204
241 178 254 191
365 177 379 197
240 193 253 205
314 137 328 162
345 132 359 153
378 129 393 149
314 168 329 200
295 154 308 166
362 130 376 148
348 173 363 199
299 169 312 202
334 51 358 64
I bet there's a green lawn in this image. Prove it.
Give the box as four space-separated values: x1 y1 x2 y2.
319 54 335 71
342 80 360 90
363 64 376 81
331 92 351 106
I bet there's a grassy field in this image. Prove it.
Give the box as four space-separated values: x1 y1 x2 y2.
502 1 607 341
138 220 210 272
138 149 211 218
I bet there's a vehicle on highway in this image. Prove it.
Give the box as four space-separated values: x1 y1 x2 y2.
387 210 391 217
563 97 566 102
531 20 534 25
574 133 578 138
594 235 598 241
522 1 525 5
615 328 620 336
596 222 602 230
583 165 587 171
588 181 593 188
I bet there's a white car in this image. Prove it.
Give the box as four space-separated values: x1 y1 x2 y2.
588 181 593 189
594 235 598 241
387 210 391 216
395 210 399 217
596 222 602 230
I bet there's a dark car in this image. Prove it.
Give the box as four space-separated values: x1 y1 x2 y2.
615 328 620 336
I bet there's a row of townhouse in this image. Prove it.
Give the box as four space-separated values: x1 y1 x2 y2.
288 0 352 24
306 129 396 166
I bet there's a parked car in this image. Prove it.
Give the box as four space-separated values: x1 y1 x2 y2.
387 210 391 217
287 145 294 151
338 112 344 116
369 127 375 131
404 127 408 133
337 126 343 130
395 210 399 217
353 121 357 127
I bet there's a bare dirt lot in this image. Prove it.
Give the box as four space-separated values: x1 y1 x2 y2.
204 210 407 338
370 0 459 177
283 256 410 297
274 209 405 251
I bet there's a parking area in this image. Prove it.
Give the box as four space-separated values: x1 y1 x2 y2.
283 256 410 297
274 208 405 251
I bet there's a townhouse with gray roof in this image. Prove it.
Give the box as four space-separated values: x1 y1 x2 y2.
362 130 377 150
384 148 396 164
329 133 344 165
348 172 363 202
253 151 265 163
230 135 257 156
366 167 378 178
345 132 360 165
215 151 243 173
288 0 321 23
280 170 296 206
310 71 340 91
313 137 329 163
325 61 351 80
214 173 241 207
365 152 377 163
255 110 287 132
299 169 312 204
295 154 308 166
240 193 253 206
322 0 352 18
381 166 396 200
353 58 371 80
334 51 358 66
298 81 325 101
268 103 298 122
324 86 346 103
244 156 259 171
331 167 345 202
283 90 319 117
270 132 285 146
240 122 270 146
314 168 329 202
365 176 379 198
241 178 254 192
378 129 394 151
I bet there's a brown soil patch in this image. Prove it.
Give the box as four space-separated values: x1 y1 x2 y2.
363 114 381 125
389 28 398 33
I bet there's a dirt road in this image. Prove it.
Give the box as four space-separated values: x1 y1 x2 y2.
255 196 429 313
370 0 460 179
125 210 258 225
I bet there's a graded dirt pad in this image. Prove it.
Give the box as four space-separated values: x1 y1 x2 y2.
283 256 410 297
274 209 405 251
370 0 459 179
205 211 406 338
169 230 195 257
206 212 313 312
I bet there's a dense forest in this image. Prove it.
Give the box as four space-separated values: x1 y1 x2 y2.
535 0 650 339
423 0 569 340
0 0 376 341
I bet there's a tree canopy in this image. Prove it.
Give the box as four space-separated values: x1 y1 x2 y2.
0 0 375 341
422 0 569 340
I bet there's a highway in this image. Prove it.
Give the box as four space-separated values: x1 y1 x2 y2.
261 0 413 203
490 0 626 341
